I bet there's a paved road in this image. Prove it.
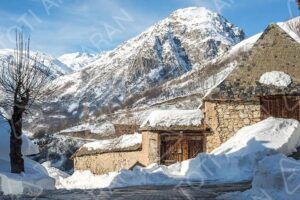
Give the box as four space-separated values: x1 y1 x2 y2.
0 182 251 200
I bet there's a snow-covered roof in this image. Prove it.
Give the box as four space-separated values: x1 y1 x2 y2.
140 110 204 131
73 133 142 157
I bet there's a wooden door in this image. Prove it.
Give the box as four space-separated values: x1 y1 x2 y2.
160 135 183 165
188 139 204 158
160 134 204 165
260 96 300 121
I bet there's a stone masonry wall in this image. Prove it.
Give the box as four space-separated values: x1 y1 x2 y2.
204 100 261 152
74 131 160 174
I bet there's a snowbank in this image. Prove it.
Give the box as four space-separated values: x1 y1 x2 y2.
0 117 55 195
0 117 39 158
220 154 300 200
0 158 55 195
141 110 203 128
58 118 300 190
259 71 292 87
42 162 70 188
82 132 142 151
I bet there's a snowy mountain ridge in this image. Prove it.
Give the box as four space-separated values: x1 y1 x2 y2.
0 49 73 78
58 52 104 71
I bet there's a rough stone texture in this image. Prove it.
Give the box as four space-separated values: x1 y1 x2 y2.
204 100 261 152
73 132 160 174
206 24 300 101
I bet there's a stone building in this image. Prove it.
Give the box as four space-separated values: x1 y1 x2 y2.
202 23 300 152
72 110 208 174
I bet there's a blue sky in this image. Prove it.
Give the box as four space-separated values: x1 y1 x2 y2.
0 0 298 56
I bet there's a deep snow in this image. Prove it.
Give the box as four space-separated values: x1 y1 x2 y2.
55 118 300 190
0 117 55 195
220 154 300 200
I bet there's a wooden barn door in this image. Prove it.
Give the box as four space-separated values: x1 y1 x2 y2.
160 135 183 165
160 134 204 165
260 96 300 121
188 139 204 158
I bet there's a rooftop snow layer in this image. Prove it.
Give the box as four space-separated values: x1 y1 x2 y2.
141 109 204 129
80 132 142 153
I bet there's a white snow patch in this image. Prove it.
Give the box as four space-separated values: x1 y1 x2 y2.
259 71 292 87
67 102 79 113
0 117 39 158
278 19 300 44
220 154 300 200
59 118 300 190
141 109 203 128
228 33 262 55
0 117 55 195
42 162 70 188
82 132 142 151
60 123 116 136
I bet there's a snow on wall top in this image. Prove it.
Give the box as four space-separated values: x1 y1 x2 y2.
82 132 142 152
259 71 292 88
141 109 204 129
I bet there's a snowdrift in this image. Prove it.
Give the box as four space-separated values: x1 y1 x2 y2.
220 154 300 200
0 117 39 158
58 118 300 190
0 117 55 195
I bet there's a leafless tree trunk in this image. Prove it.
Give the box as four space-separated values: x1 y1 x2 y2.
0 31 52 173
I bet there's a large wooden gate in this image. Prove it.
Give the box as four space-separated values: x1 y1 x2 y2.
160 134 204 165
260 96 300 121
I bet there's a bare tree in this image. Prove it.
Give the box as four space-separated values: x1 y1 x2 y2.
0 31 52 173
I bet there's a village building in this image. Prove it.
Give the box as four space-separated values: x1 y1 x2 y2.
203 23 300 152
72 23 300 175
72 110 208 174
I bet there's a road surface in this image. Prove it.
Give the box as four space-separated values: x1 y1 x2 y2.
1 181 251 200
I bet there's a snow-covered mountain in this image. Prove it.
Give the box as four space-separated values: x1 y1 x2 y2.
0 49 73 77
26 7 245 134
58 52 103 71
25 7 245 132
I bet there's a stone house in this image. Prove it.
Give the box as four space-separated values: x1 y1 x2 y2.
72 23 300 174
72 110 209 174
203 23 300 152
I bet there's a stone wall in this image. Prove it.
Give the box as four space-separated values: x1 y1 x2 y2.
73 151 144 174
204 100 261 152
73 131 160 174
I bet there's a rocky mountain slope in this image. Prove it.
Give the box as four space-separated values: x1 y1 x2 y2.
25 7 245 134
